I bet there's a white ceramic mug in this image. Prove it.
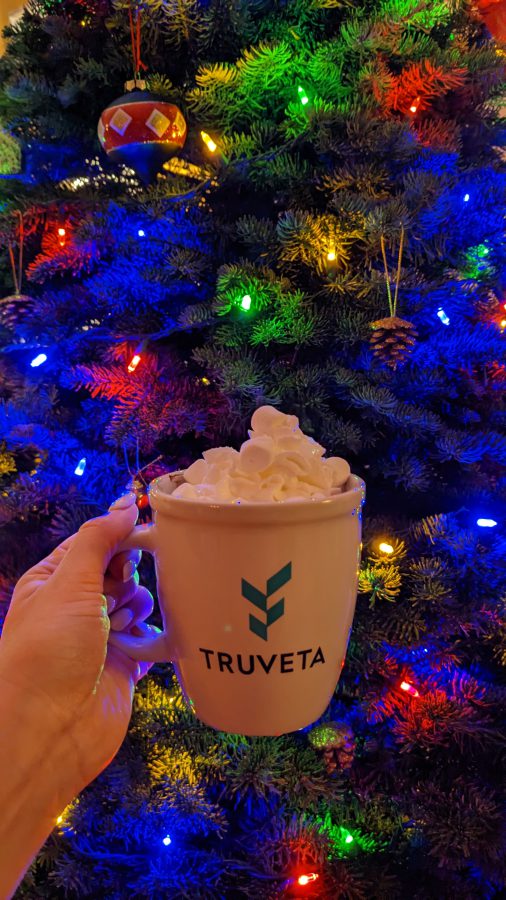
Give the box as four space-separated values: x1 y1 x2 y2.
111 472 365 736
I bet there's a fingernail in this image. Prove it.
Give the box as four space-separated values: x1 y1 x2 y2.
110 608 134 631
105 595 116 613
122 560 137 582
109 492 137 511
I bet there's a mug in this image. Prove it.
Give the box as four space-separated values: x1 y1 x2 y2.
111 472 365 736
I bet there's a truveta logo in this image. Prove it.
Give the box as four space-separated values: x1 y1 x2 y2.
242 562 292 641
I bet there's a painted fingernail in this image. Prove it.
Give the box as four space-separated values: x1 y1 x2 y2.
105 595 116 613
110 608 134 631
109 492 137 511
122 560 138 582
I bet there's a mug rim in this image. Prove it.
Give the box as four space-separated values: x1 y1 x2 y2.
148 472 365 523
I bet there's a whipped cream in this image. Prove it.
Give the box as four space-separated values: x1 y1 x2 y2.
172 406 351 504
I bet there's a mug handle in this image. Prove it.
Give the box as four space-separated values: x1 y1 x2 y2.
108 524 175 663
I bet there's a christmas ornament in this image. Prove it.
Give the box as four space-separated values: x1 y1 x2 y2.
124 447 163 513
98 3 187 183
308 721 356 773
370 227 417 369
98 90 187 183
370 315 418 369
1 212 35 320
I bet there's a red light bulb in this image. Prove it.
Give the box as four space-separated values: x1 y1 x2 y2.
400 680 419 697
297 873 319 886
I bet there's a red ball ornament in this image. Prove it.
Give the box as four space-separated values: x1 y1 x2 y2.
98 90 187 183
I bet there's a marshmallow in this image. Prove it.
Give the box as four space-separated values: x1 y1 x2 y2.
203 446 239 465
184 458 208 485
173 406 352 503
239 435 275 473
324 456 351 487
251 405 298 434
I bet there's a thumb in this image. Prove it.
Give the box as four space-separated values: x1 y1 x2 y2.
55 493 139 586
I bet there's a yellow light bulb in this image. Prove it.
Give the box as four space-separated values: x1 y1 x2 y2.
379 542 394 554
500 319 506 329
201 131 217 153
201 376 210 386
56 815 63 824
327 250 336 262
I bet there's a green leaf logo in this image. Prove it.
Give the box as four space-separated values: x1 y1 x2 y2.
242 563 292 641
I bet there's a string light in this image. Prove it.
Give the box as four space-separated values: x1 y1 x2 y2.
138 229 145 237
30 353 47 367
56 815 63 824
437 307 450 326
201 131 217 153
463 193 470 202
74 458 87 477
327 248 336 262
400 680 419 697
57 226 66 247
241 294 252 311
127 353 142 373
297 873 319 886
379 542 394 554
201 376 211 386
162 834 172 846
500 319 506 331
344 833 354 844
409 97 420 114
297 85 309 106
476 517 497 528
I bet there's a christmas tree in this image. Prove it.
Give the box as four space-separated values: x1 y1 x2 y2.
1 0 505 896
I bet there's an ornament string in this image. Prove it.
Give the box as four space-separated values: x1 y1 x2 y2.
380 225 405 317
7 211 24 296
128 2 146 85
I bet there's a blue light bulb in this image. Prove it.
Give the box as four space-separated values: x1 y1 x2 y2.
138 229 145 237
162 834 172 846
74 458 87 477
476 518 497 528
30 353 47 367
463 193 470 202
437 308 450 326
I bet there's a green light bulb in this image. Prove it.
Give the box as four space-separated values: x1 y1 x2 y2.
297 85 309 106
241 294 252 310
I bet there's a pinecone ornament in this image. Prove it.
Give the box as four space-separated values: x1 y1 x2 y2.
308 722 356 774
0 293 35 326
370 315 417 369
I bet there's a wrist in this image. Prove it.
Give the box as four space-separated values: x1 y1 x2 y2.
0 668 76 897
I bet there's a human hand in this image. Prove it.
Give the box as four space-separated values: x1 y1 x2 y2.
0 492 153 806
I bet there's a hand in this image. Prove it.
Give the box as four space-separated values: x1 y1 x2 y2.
0 492 153 804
